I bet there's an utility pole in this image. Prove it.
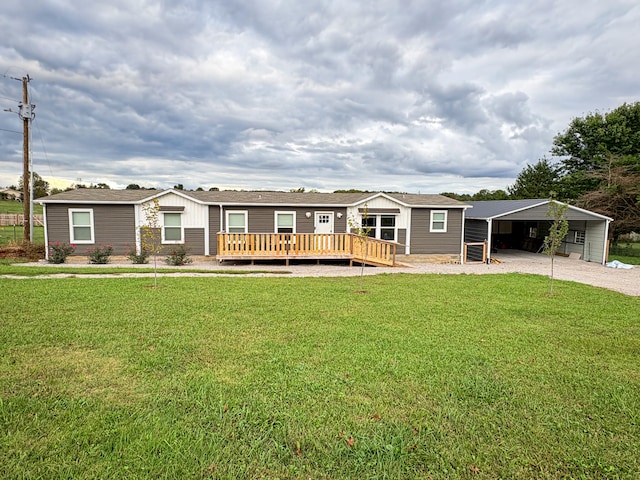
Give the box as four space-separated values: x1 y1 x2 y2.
18 75 34 243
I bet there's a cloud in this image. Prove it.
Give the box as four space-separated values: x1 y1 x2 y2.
0 0 638 193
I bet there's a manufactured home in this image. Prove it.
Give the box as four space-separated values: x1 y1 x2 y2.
38 189 470 266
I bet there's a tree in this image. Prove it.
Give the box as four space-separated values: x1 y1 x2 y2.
576 156 640 241
552 102 640 199
18 172 49 198
173 184 184 190
140 198 163 288
472 189 509 201
126 184 141 190
542 200 569 296
508 158 560 199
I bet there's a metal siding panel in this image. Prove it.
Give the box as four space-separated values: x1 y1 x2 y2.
464 219 489 243
499 204 601 222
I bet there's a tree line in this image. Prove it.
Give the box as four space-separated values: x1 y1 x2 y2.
444 102 640 240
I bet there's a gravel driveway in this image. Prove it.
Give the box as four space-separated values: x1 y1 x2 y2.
10 250 640 296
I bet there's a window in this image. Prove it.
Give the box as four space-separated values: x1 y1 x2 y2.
69 209 94 243
275 211 296 233
226 211 247 233
430 210 447 233
362 216 376 237
380 215 396 241
361 215 397 241
162 212 183 243
574 230 585 244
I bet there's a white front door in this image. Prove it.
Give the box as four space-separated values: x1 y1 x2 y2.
314 212 334 233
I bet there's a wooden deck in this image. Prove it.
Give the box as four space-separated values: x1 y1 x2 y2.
216 233 398 266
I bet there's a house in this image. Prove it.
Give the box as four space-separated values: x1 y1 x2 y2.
0 188 22 201
37 188 470 265
464 199 613 264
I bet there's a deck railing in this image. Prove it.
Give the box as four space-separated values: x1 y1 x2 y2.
217 233 397 266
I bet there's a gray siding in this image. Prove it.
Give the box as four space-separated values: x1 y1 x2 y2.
184 228 205 255
410 208 463 254
221 206 348 233
209 205 221 255
46 204 135 255
397 229 406 254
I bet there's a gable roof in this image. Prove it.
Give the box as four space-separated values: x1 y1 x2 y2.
36 189 163 203
38 188 469 208
466 199 613 221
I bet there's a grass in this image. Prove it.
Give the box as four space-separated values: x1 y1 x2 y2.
609 242 640 265
0 262 289 276
0 225 45 246
0 198 43 214
1 273 639 479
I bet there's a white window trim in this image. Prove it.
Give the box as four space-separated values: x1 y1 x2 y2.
574 230 585 244
161 212 184 244
430 210 448 233
226 210 248 233
274 211 296 234
68 208 95 244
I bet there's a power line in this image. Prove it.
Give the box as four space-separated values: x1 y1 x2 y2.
0 126 21 134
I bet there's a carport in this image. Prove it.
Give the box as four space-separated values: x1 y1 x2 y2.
464 199 613 264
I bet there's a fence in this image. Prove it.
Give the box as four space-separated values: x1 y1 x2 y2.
0 214 44 227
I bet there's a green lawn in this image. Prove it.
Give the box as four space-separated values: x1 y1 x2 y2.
0 225 45 246
0 198 43 214
609 242 640 265
1 274 639 479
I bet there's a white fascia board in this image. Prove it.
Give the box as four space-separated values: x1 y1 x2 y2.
135 189 207 205
360 192 411 207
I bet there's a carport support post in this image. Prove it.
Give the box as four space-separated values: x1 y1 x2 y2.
485 219 493 264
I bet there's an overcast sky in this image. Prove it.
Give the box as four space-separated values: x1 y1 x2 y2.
0 1 638 194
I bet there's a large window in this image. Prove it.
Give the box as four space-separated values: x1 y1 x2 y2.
430 210 448 233
275 211 296 233
226 211 248 233
361 214 397 241
69 209 94 243
162 212 183 243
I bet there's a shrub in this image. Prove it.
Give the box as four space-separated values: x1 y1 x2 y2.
165 244 193 266
86 244 114 264
48 242 75 264
126 244 150 264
